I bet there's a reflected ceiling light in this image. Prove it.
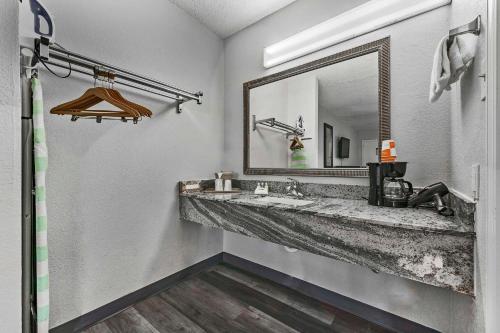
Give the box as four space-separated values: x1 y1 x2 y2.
263 0 451 68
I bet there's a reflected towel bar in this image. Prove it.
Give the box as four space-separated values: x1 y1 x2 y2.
252 115 304 137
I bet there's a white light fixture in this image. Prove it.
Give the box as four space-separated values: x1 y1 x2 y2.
263 0 451 68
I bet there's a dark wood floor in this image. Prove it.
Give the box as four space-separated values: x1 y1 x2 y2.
82 264 394 333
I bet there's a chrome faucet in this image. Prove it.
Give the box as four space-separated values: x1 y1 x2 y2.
286 178 304 198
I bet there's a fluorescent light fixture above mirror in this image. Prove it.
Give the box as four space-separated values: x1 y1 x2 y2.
263 0 451 68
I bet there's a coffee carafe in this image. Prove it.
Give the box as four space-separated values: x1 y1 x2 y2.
367 162 413 208
383 177 413 208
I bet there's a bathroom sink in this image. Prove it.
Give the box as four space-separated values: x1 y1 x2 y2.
254 196 315 207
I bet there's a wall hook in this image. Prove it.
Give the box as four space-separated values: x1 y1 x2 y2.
177 96 185 114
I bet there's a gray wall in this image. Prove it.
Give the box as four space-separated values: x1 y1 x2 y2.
224 0 453 187
250 73 319 169
222 0 481 331
3 0 488 331
33 0 225 327
0 2 22 332
449 0 487 197
448 1 487 332
318 110 363 167
250 79 289 168
285 74 319 168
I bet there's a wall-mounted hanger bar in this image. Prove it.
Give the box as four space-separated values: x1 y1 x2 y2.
252 115 304 136
43 58 180 103
449 15 481 39
32 38 203 113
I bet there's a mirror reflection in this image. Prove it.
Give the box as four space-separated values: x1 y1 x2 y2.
249 52 379 170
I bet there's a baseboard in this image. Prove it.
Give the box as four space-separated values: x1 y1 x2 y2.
51 251 438 333
222 252 439 333
50 253 223 333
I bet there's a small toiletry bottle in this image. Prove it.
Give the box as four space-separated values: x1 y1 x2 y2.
224 179 232 192
215 172 224 192
264 183 269 194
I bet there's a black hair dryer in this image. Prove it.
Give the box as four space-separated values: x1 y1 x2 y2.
408 182 454 216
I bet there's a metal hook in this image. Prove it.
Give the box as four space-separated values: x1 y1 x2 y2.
108 71 116 89
177 96 185 114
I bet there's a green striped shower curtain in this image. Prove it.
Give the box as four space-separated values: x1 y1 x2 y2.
32 78 49 332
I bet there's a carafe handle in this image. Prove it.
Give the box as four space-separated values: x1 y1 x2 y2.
403 180 413 194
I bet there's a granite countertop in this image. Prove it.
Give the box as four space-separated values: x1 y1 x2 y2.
179 180 475 294
180 191 474 237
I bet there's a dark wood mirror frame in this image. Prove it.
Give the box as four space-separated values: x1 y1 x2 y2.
243 37 391 177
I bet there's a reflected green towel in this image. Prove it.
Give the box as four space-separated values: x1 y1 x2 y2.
290 149 308 169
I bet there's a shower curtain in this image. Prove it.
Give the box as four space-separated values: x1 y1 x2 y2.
32 78 49 332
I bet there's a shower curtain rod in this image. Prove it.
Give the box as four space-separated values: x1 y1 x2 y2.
30 37 203 112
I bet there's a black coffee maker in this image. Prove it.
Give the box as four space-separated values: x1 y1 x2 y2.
367 162 414 208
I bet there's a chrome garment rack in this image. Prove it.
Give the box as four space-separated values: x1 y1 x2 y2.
252 115 304 137
20 37 205 332
29 37 203 113
449 15 481 39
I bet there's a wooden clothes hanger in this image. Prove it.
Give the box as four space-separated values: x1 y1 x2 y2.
108 89 152 117
97 71 152 117
50 73 152 122
51 87 150 119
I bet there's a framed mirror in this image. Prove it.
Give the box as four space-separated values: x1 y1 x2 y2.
244 38 390 177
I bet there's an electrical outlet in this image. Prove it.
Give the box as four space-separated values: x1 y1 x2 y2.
480 59 487 102
471 164 480 201
479 74 487 102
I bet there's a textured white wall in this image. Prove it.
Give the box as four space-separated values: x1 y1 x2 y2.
224 0 453 187
449 0 487 197
250 73 319 168
447 1 488 332
250 80 289 168
285 74 319 168
4 0 487 330
0 2 22 332
222 0 480 331
318 111 363 167
33 0 224 327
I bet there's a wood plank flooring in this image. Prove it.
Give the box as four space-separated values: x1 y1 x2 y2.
82 264 394 333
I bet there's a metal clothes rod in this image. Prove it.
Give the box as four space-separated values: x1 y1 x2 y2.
32 38 203 112
44 59 181 102
449 15 481 38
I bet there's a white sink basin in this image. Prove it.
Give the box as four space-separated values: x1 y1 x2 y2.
254 196 314 207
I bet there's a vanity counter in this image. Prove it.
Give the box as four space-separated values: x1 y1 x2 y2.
179 183 475 295
180 191 474 236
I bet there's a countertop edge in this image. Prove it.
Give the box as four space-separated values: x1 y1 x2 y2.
179 192 476 237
